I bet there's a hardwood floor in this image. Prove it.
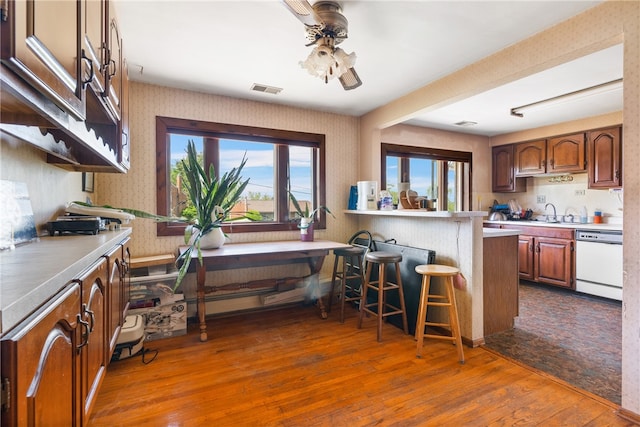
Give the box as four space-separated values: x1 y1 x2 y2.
89 304 632 426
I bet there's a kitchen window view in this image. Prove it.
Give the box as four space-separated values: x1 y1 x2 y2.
381 143 472 211
155 116 327 235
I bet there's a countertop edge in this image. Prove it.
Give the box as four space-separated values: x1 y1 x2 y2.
1 228 133 335
344 209 486 218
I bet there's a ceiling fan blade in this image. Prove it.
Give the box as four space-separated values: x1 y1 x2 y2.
281 0 322 27
339 67 362 90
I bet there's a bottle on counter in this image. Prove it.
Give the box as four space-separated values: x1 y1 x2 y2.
580 206 588 224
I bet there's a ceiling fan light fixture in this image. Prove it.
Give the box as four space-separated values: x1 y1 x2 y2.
300 42 357 85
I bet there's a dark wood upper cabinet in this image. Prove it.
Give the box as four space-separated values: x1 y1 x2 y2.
515 140 546 176
0 0 129 173
547 133 585 174
492 145 526 193
588 126 622 189
1 0 85 120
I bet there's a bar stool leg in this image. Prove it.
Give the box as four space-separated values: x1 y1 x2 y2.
377 261 385 342
415 274 431 357
394 261 409 335
446 276 465 363
357 262 373 329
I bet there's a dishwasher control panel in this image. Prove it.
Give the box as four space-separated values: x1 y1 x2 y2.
575 229 623 244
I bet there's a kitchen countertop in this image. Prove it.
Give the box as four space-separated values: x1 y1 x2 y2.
484 220 622 232
0 228 132 335
483 228 521 238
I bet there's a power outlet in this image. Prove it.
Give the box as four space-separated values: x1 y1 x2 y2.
536 195 546 204
575 189 586 196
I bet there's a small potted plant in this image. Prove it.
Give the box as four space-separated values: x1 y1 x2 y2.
289 191 334 241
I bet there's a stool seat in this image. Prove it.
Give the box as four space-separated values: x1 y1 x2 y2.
415 264 460 276
414 263 464 364
365 251 402 264
334 246 366 257
358 251 408 341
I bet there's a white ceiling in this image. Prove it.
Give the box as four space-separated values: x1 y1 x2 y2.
113 0 622 137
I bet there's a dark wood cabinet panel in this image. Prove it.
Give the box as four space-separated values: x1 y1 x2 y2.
588 126 622 189
1 284 82 427
547 133 585 173
515 140 546 176
535 237 573 288
498 224 574 289
1 0 84 120
517 235 535 280
79 259 108 421
483 235 519 336
492 145 526 192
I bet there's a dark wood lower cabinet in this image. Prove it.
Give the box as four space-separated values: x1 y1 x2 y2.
1 284 82 426
486 224 575 289
1 236 129 426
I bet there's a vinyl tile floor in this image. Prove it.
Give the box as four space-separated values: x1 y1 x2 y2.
483 281 622 404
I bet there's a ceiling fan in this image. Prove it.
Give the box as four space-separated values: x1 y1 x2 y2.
282 0 362 90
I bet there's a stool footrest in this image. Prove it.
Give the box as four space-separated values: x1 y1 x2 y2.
424 334 457 341
426 302 452 307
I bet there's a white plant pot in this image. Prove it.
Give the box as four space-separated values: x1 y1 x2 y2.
198 227 226 249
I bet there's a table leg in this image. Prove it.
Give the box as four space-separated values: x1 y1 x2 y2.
197 264 207 341
308 256 328 319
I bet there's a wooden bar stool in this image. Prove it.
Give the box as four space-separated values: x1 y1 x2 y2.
329 245 367 323
357 251 408 342
414 264 464 363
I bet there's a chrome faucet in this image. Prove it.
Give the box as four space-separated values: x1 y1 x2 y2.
545 203 558 223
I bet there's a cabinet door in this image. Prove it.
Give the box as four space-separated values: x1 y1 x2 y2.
535 237 573 288
515 140 546 176
588 127 622 189
105 245 123 357
79 258 108 421
0 0 85 120
103 1 122 121
547 133 585 173
517 235 535 280
82 0 107 100
1 283 82 426
492 145 525 192
119 54 130 170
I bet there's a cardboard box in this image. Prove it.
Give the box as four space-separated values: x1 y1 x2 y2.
129 272 187 341
134 301 187 342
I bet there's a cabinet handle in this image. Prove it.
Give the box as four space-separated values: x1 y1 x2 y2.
83 303 95 333
529 243 534 252
81 51 95 89
77 315 90 350
535 243 540 253
108 58 117 79
615 169 620 180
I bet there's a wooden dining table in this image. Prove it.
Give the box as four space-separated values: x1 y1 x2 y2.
179 240 352 341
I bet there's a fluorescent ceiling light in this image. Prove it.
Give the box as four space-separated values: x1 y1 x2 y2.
510 78 623 118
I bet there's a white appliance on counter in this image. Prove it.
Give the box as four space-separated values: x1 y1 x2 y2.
357 181 378 210
575 229 623 301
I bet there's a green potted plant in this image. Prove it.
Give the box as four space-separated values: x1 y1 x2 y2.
289 191 334 241
174 140 251 285
73 140 252 290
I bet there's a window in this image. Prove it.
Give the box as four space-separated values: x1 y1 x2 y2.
156 117 326 236
381 143 472 211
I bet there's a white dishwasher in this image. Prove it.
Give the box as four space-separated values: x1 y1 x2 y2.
575 229 623 301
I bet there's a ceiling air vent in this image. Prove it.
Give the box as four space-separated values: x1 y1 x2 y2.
251 84 283 95
454 121 478 127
